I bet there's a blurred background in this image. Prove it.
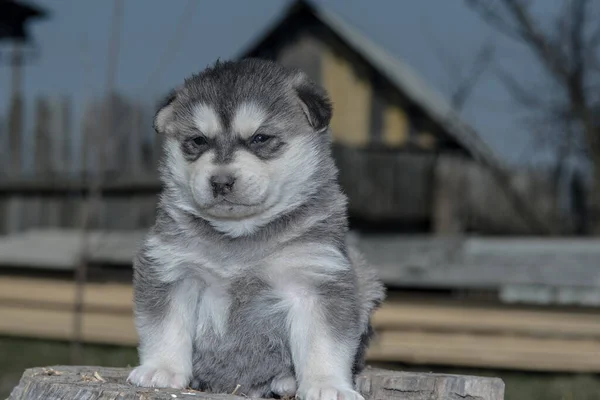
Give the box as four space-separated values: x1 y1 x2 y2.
1 0 600 399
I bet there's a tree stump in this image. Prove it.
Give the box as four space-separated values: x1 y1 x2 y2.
9 366 505 400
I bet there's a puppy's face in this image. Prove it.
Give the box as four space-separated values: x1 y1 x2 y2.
156 59 333 236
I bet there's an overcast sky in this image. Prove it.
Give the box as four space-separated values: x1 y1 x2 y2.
0 0 570 167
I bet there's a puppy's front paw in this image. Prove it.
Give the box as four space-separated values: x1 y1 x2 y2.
271 375 297 397
127 365 189 389
298 385 364 400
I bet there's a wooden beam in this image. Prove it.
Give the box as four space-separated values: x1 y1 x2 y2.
373 301 600 340
2 275 600 373
3 275 600 340
431 155 467 234
0 305 137 346
0 177 161 196
4 300 600 372
0 276 132 313
369 331 600 372
8 366 505 400
0 230 144 270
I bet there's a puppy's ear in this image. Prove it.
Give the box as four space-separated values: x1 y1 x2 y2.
154 89 179 134
293 73 332 133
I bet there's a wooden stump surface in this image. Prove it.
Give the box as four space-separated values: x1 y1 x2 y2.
9 366 505 400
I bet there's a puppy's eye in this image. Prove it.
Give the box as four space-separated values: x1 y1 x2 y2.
250 134 272 144
192 136 208 146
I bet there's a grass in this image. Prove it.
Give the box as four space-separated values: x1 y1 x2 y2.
0 336 138 398
1 337 599 399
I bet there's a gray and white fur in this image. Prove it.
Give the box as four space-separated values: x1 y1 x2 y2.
127 59 385 400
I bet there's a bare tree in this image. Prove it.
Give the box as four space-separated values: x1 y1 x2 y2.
465 0 600 234
424 29 496 113
424 24 564 234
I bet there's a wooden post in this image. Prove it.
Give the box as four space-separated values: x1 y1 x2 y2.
33 96 52 175
48 96 72 227
8 44 24 175
4 45 25 234
0 116 5 234
0 115 6 177
48 96 72 175
129 104 143 175
21 96 52 231
9 366 505 400
432 155 467 234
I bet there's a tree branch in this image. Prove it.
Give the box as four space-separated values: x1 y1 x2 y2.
569 0 588 79
504 0 570 81
464 0 523 41
451 41 496 111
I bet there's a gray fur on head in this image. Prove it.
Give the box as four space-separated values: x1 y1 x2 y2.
128 58 385 400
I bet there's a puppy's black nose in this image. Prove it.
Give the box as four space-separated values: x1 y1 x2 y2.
210 174 235 197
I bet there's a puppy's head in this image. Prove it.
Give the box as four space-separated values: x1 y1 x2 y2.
157 59 334 237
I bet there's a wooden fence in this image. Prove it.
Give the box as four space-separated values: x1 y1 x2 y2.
0 94 571 235
1 95 161 234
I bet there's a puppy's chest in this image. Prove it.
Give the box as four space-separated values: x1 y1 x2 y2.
193 275 288 347
186 243 328 345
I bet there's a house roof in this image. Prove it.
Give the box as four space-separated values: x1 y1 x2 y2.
238 0 503 169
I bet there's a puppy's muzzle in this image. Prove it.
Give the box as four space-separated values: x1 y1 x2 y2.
210 174 236 197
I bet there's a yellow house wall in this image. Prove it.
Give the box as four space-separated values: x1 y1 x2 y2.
321 48 371 147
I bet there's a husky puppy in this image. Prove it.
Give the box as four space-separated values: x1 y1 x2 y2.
127 59 385 400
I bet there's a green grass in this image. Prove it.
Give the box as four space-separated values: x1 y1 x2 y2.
1 337 599 400
0 336 138 398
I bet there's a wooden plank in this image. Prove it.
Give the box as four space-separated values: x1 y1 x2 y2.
33 97 52 175
0 305 137 346
18 197 39 233
0 276 132 312
1 275 599 374
0 177 161 195
368 80 385 144
80 100 98 176
368 331 600 372
30 97 53 231
48 96 72 175
8 366 505 400
0 229 144 270
500 284 600 307
7 92 24 175
334 148 434 221
4 230 600 296
3 276 600 341
353 234 600 292
373 302 600 339
4 197 24 234
0 115 6 175
0 196 7 234
432 155 467 234
4 302 600 373
463 162 562 235
60 195 83 228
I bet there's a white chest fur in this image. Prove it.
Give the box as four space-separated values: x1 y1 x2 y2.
195 282 230 342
